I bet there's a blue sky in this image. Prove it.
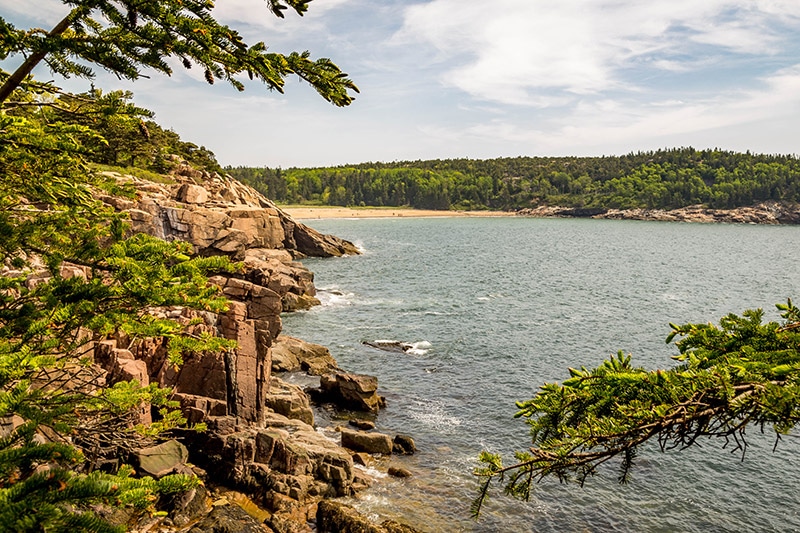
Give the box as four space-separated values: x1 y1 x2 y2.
3 0 800 167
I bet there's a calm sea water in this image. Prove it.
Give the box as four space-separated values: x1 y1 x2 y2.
281 217 800 532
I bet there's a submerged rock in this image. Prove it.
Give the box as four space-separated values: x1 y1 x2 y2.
362 340 413 353
387 466 412 478
392 435 416 455
316 501 424 533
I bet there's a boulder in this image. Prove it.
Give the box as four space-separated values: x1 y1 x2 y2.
340 429 393 455
162 484 211 528
187 503 272 533
271 336 338 375
387 466 412 478
316 372 385 413
131 439 189 478
265 377 314 425
177 183 210 204
392 435 416 455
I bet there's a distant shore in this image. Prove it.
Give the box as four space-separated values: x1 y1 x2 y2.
282 206 513 220
282 202 800 225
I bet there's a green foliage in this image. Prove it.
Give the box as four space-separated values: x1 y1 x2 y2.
5 86 221 175
227 148 800 211
473 300 800 517
0 0 358 106
0 89 235 529
0 2 358 529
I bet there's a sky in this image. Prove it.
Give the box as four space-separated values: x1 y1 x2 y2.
3 0 800 167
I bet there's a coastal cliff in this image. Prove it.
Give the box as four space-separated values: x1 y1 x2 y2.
82 165 421 532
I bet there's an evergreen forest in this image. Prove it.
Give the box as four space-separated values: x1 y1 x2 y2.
226 149 800 211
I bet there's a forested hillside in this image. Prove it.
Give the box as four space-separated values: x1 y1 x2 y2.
226 149 800 211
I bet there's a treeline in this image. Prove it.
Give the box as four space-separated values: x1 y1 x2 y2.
226 148 800 210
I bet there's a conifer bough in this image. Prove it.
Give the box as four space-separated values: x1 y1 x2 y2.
473 299 800 517
0 0 359 105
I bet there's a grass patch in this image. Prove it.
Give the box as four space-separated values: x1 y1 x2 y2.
90 163 175 184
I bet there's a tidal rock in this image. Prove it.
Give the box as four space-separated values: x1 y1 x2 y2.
316 372 386 413
518 201 800 226
280 216 360 258
316 501 424 533
392 435 416 455
362 340 413 353
316 501 384 533
349 419 376 431
264 377 314 426
387 466 412 478
340 429 393 455
281 292 321 312
351 452 372 467
271 336 338 375
187 503 272 533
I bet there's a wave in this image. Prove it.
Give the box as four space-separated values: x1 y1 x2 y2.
406 340 431 356
406 398 462 431
354 464 388 480
315 286 355 307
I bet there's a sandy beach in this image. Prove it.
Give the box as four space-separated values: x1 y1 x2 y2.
281 206 514 220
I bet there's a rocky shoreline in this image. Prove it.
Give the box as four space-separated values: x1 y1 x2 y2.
517 201 800 224
77 163 425 532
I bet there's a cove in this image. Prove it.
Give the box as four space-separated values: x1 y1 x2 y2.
283 217 800 533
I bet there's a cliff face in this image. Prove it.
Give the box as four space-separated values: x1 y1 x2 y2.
92 167 360 428
100 165 359 258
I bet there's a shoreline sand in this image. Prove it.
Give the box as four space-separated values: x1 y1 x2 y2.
282 206 513 220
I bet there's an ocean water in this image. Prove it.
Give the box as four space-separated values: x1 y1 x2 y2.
281 217 800 532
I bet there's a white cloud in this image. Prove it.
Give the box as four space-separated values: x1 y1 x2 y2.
418 62 800 158
0 0 66 25
214 0 354 38
396 0 800 105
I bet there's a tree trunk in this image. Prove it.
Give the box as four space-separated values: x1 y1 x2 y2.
0 9 78 104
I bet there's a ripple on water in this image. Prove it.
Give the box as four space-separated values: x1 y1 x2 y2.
285 217 800 532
